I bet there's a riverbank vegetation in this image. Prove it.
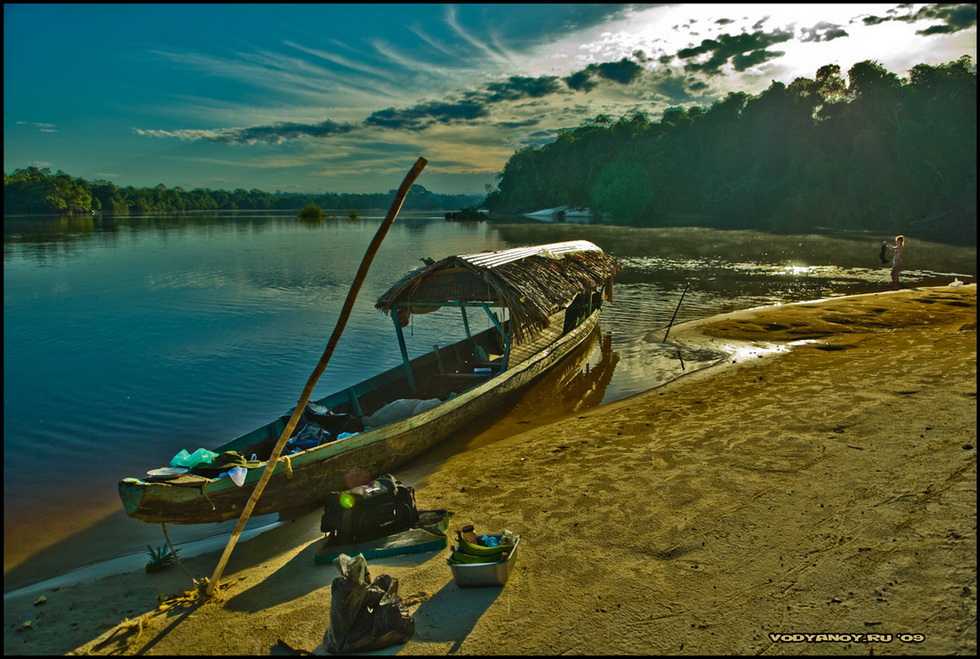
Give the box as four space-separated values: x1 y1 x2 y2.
485 57 976 237
2 170 483 218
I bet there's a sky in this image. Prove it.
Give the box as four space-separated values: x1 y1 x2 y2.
3 3 976 195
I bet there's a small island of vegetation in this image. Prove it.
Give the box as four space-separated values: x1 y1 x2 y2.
297 203 325 221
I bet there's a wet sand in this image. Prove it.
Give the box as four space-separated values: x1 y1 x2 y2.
4 284 975 656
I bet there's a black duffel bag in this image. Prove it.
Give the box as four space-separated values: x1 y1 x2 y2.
320 474 420 546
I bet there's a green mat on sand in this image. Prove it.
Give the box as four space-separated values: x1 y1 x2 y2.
314 509 451 565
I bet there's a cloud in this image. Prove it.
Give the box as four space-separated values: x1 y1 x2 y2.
131 4 973 154
677 28 794 74
365 100 490 130
229 120 356 143
135 55 648 144
497 118 540 129
483 75 564 102
135 120 355 145
16 121 58 133
799 21 849 43
564 57 644 91
861 3 977 35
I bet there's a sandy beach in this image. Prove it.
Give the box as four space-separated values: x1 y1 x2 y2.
4 284 975 656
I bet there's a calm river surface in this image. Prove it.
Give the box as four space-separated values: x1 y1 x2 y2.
4 210 976 592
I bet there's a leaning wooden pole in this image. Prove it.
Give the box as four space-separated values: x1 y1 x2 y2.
205 157 427 597
662 282 690 343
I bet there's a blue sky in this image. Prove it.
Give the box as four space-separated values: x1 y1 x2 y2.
4 3 976 195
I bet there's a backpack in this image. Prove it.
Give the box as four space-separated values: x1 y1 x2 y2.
320 474 420 546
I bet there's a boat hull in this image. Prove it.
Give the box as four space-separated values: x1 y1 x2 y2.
119 310 601 524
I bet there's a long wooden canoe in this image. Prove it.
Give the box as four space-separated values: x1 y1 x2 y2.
119 240 622 524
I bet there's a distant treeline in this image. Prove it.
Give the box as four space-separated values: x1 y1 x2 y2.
485 57 976 236
2 169 484 216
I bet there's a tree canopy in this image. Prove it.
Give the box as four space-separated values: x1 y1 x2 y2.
3 170 483 217
484 57 976 237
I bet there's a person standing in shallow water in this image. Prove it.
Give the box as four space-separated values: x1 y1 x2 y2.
883 235 906 286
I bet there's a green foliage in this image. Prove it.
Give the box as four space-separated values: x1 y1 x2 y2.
3 170 484 217
591 161 653 221
485 56 977 237
297 203 325 220
3 167 92 215
144 544 179 573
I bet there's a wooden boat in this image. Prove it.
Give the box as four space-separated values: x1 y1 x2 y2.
118 240 622 524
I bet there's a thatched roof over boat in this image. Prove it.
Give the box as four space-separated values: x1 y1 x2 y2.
376 240 622 342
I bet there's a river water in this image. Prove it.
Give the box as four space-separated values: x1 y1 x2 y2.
4 210 975 592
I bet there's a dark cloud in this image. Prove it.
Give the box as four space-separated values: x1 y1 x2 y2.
687 79 709 93
642 68 706 105
143 58 646 144
731 49 782 71
595 58 644 84
365 100 489 130
800 21 849 43
821 28 848 41
563 57 643 91
523 128 560 146
677 28 793 74
227 120 354 144
363 74 569 131
564 70 597 92
135 47 707 147
497 119 540 129
861 3 976 35
916 3 977 34
483 75 564 102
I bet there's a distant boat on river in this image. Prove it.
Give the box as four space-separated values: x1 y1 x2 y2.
524 206 597 223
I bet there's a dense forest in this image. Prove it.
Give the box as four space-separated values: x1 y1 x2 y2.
2 169 483 217
485 57 976 237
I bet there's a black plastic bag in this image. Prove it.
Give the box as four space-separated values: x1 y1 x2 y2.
324 553 415 654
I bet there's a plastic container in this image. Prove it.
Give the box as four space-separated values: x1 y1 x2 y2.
448 537 520 587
